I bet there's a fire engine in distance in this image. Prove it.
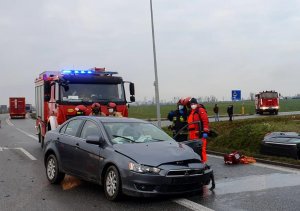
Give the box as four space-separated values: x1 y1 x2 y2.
255 90 279 115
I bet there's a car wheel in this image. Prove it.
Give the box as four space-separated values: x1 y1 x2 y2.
104 166 122 201
46 154 65 184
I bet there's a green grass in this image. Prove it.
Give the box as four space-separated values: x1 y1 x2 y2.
128 99 300 119
206 115 300 164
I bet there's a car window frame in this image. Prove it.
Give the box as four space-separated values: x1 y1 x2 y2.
79 120 103 140
63 119 85 137
59 122 69 134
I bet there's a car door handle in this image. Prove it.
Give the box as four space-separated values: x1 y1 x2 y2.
76 143 79 147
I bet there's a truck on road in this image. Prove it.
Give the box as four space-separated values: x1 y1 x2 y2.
34 67 135 147
9 97 26 119
255 90 279 115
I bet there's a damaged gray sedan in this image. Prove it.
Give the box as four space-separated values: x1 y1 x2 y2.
260 132 300 159
44 116 214 201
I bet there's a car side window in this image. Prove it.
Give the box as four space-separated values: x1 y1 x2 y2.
80 121 99 139
59 123 68 134
65 119 83 137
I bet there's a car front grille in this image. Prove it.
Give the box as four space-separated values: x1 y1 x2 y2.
159 183 203 193
166 169 204 177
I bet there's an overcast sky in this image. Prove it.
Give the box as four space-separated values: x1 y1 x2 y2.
0 0 300 105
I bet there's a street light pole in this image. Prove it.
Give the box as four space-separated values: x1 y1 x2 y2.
150 0 161 128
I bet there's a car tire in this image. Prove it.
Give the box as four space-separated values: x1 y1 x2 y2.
104 166 122 201
46 154 65 184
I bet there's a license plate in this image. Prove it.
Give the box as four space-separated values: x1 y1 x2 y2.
172 176 199 184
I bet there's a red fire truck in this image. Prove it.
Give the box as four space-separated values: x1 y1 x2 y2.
35 68 135 147
255 91 279 115
9 97 26 119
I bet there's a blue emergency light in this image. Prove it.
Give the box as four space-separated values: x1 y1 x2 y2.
61 69 118 76
61 70 93 75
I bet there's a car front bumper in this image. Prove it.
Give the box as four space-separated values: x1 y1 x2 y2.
121 168 214 197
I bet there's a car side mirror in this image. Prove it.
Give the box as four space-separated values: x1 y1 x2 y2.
129 82 135 95
130 96 135 102
86 135 105 146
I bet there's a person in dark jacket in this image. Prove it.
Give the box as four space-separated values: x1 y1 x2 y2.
213 104 219 122
227 105 234 121
167 98 188 142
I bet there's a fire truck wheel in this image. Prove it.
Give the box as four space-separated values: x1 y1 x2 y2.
41 137 45 149
46 154 65 184
38 132 41 143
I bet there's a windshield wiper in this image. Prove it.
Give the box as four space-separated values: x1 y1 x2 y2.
149 138 166 142
112 135 137 143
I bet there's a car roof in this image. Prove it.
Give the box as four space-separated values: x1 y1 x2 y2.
69 116 149 124
265 132 300 139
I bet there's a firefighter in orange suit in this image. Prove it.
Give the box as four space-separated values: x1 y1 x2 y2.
187 98 209 163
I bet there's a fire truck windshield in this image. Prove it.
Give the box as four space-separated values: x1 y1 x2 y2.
60 83 125 103
261 92 278 98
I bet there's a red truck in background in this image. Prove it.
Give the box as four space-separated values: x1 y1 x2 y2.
255 91 279 115
35 67 135 147
9 97 26 119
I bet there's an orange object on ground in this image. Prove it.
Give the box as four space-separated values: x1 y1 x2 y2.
240 156 256 164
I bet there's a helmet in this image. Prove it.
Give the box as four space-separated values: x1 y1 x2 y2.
91 103 101 109
91 103 101 114
183 97 191 107
177 98 185 105
108 102 116 108
75 105 87 115
190 98 198 104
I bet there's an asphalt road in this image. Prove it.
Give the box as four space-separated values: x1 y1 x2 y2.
1 113 300 211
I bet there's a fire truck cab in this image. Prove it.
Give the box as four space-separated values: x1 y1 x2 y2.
35 68 135 147
255 91 279 115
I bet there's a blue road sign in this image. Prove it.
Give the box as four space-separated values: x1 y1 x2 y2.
232 90 241 101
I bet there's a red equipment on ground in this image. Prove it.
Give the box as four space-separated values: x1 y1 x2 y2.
224 151 256 165
9 97 26 119
255 90 279 115
34 67 135 147
224 151 241 165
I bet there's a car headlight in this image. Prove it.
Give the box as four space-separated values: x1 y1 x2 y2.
128 162 161 174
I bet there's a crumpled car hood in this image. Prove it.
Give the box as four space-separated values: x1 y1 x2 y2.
113 141 200 167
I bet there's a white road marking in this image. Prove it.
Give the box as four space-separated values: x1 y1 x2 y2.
5 118 38 141
6 118 14 126
15 147 37 160
0 146 37 161
15 128 38 141
173 198 214 211
208 154 300 174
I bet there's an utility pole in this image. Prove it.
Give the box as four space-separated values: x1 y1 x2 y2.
150 0 161 127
